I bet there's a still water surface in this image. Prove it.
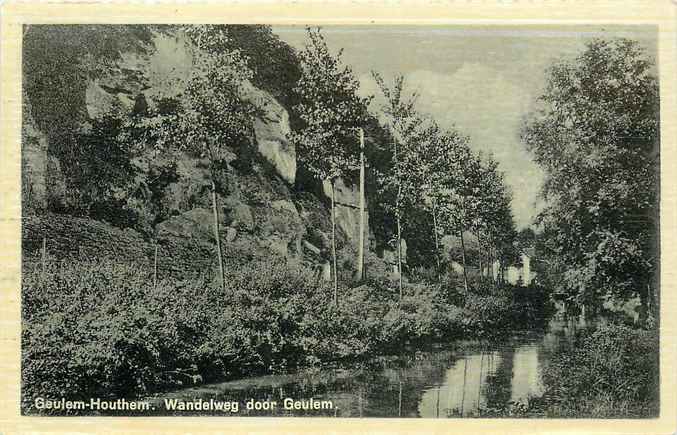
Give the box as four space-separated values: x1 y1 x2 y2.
153 319 583 417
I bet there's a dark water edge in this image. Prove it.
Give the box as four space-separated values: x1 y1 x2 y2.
120 319 584 418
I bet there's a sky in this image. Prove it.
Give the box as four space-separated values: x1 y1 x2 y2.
272 25 657 229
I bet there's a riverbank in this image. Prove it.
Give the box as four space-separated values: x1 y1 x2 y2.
134 319 656 419
21 255 552 415
479 322 659 418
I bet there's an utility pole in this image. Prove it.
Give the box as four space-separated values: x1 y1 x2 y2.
356 127 366 282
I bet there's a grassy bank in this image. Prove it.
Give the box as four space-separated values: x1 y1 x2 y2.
21 255 550 414
481 322 659 418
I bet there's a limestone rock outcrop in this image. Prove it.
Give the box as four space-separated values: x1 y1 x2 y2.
22 26 385 276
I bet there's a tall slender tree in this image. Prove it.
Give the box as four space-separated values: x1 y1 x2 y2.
290 27 372 304
372 73 421 299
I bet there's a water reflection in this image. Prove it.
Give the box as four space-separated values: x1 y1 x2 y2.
418 352 502 417
148 320 579 418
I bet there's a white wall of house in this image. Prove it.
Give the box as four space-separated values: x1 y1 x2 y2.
506 266 521 284
521 254 532 286
491 253 535 287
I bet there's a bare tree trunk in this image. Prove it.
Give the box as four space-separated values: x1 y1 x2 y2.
211 179 226 292
491 247 498 292
490 248 497 287
205 142 226 293
397 213 403 301
331 179 338 305
460 358 468 416
477 232 484 279
356 128 365 282
398 380 403 417
432 202 441 283
459 227 469 294
391 125 403 301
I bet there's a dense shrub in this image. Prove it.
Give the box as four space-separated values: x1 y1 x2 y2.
22 255 553 414
380 284 464 349
22 257 186 412
461 294 513 338
22 256 334 413
537 323 659 417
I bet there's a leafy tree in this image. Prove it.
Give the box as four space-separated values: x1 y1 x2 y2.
222 25 302 113
290 27 372 303
136 25 262 291
403 120 470 283
371 73 422 299
517 227 537 252
434 142 479 293
408 121 447 281
476 160 518 285
522 38 659 320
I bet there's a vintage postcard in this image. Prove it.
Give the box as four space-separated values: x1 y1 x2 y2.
1 1 676 434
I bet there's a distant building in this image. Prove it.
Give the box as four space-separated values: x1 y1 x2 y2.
493 252 536 287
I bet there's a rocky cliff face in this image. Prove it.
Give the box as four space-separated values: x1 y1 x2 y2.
22 27 371 274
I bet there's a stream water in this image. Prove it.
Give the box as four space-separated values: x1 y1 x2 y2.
148 318 585 417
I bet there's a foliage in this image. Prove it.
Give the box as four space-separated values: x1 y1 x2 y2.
367 76 519 288
289 27 372 298
137 25 261 166
59 107 141 222
22 252 550 414
539 323 659 417
370 74 421 233
22 25 154 220
290 27 372 182
23 25 153 141
522 38 659 316
220 25 302 112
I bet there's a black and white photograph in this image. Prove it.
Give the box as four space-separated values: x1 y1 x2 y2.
19 23 660 419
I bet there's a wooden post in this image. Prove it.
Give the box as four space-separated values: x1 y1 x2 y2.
153 244 158 288
356 127 366 282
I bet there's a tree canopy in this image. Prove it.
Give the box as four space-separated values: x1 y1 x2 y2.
522 38 659 315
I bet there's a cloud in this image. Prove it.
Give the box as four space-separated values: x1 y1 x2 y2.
359 64 544 228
